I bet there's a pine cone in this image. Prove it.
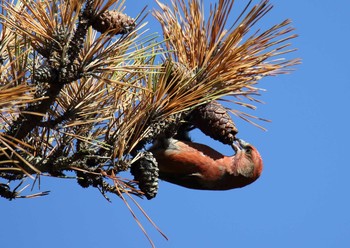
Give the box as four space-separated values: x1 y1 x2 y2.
130 152 159 200
191 100 238 144
91 10 135 34
163 60 193 92
33 65 54 82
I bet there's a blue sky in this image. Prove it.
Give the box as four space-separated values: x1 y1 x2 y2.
2 1 350 248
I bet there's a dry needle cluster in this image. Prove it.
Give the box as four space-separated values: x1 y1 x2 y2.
0 0 298 202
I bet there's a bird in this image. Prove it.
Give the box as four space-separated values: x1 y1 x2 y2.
150 138 263 190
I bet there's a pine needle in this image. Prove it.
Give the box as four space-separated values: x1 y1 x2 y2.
107 170 168 247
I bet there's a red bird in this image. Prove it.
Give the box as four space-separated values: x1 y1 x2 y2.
150 138 263 190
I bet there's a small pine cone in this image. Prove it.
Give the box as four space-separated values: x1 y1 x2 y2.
130 152 159 200
33 65 55 82
130 112 189 156
144 112 188 142
163 60 193 92
191 100 238 144
76 171 93 188
92 10 135 34
0 184 16 200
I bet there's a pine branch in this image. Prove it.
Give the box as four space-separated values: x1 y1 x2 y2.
6 1 96 140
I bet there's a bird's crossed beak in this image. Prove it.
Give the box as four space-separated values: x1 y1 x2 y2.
231 138 250 153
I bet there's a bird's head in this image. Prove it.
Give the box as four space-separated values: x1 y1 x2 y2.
230 139 263 179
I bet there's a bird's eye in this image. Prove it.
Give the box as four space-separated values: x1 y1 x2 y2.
245 146 252 155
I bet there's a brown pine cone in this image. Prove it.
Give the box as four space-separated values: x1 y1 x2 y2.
91 10 135 34
191 100 238 144
163 60 193 92
130 152 159 200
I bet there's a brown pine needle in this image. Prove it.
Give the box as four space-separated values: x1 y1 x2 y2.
17 190 50 199
108 170 168 248
124 186 169 241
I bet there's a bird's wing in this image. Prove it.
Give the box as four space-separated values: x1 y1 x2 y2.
158 171 207 190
